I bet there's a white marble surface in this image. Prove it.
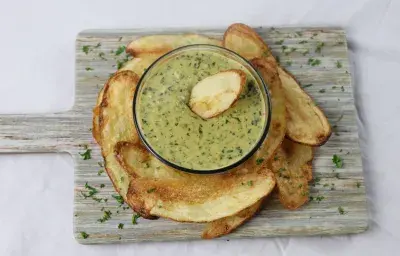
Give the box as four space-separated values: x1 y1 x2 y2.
0 0 399 255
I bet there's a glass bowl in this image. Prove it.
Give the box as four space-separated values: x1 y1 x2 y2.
133 44 271 174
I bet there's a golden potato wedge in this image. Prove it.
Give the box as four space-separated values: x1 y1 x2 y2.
268 139 313 209
126 34 222 57
115 142 276 222
202 199 262 239
189 69 246 119
243 58 287 169
223 23 331 146
92 55 161 146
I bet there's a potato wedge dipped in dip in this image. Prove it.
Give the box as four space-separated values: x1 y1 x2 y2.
135 46 269 171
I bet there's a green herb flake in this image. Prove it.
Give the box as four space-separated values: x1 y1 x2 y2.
147 188 156 193
332 154 343 168
99 52 107 60
302 84 313 88
341 86 345 92
85 67 93 71
315 195 325 202
247 180 254 186
82 45 90 54
79 148 92 160
275 39 284 45
336 61 342 68
323 183 329 187
356 182 361 188
115 46 126 56
338 206 346 215
132 213 141 224
100 184 105 188
80 232 89 239
286 60 292 66
315 42 325 53
302 49 310 56
256 158 264 165
276 56 280 64
299 40 308 44
98 210 112 223
112 194 124 205
281 45 288 52
98 161 104 167
319 89 326 93
273 156 279 161
308 58 321 66
97 169 104 176
118 223 124 229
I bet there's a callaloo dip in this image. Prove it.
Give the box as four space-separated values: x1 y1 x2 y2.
136 46 267 171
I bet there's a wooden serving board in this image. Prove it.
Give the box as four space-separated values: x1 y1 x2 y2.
0 27 368 244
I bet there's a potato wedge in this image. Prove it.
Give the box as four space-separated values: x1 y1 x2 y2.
243 58 287 169
115 142 276 222
202 199 262 239
189 69 246 119
126 34 222 57
268 139 313 209
92 55 161 146
223 23 331 145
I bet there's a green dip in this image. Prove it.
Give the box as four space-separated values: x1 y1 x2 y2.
136 49 266 171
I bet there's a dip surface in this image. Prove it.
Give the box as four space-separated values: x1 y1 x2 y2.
136 49 266 171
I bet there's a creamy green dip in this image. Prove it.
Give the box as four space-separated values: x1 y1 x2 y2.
136 50 266 171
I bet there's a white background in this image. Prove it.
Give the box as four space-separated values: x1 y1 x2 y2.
0 0 399 255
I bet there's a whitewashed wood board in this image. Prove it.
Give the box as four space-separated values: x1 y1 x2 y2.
0 27 368 244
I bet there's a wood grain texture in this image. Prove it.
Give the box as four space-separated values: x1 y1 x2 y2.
0 27 368 244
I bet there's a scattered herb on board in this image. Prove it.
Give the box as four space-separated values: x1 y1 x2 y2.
98 161 104 167
112 194 124 205
335 173 340 179
132 214 141 224
315 42 325 53
117 55 130 69
115 46 126 56
275 39 284 45
281 45 288 52
118 223 124 229
85 67 93 71
323 183 329 187
247 180 254 186
319 89 326 93
80 232 89 239
336 41 344 46
94 43 101 48
296 32 303 37
276 56 280 64
256 158 264 165
82 45 90 54
100 184 105 188
308 58 321 66
315 195 325 202
97 169 104 176
99 52 107 60
81 182 98 198
79 145 92 160
302 49 310 56
341 86 345 92
299 40 308 44
273 156 279 161
98 210 112 223
309 196 314 201
286 60 292 66
302 84 313 88
338 206 346 215
332 154 343 168
311 177 321 187
147 188 156 193
92 196 103 203
336 61 342 68
356 182 361 188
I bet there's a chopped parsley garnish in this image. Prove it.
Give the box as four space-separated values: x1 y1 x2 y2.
247 180 253 186
98 52 107 60
100 184 105 188
281 45 288 52
338 206 346 215
79 145 92 160
341 86 345 92
112 194 124 205
315 42 325 53
356 182 361 188
332 154 343 168
98 210 112 223
117 55 130 69
115 46 126 56
80 232 89 239
147 188 156 193
256 158 264 165
299 40 308 44
308 58 321 66
319 89 326 93
311 177 321 187
302 84 313 88
92 196 103 203
81 182 98 198
315 195 325 202
302 49 310 56
323 183 329 187
97 169 104 176
94 43 101 48
286 61 292 66
132 214 141 224
275 39 284 45
98 161 104 167
85 67 93 71
82 45 90 54
118 223 124 229
296 32 303 37
273 156 279 161
336 61 342 68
